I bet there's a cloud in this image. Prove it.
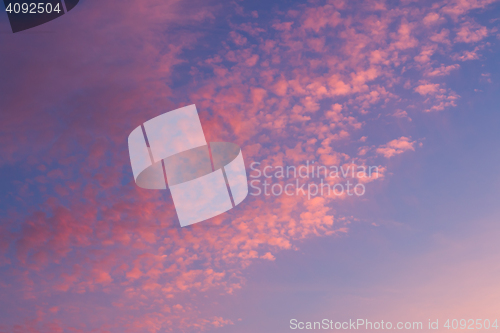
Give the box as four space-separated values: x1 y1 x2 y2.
430 28 451 45
425 64 460 77
392 109 412 121
455 21 489 43
413 82 460 111
441 0 498 19
391 20 419 50
415 83 440 95
423 12 443 25
452 46 483 61
376 137 416 158
414 45 437 64
301 4 342 32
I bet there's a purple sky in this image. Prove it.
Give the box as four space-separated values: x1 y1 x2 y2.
1 0 500 332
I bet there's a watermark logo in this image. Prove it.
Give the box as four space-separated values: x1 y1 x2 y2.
3 0 79 33
249 161 380 199
128 105 249 227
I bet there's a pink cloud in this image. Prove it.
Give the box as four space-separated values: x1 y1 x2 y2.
414 45 437 64
430 28 451 45
455 21 489 43
376 137 416 158
453 46 483 60
425 64 460 77
392 109 412 121
301 4 342 32
441 0 498 19
391 20 419 50
423 12 443 25
414 83 440 95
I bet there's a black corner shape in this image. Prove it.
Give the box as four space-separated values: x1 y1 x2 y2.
3 0 80 33
64 0 78 12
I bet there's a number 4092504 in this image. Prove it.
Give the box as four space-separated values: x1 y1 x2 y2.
5 2 62 14
444 319 499 330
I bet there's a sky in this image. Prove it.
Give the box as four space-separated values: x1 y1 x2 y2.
1 0 500 332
